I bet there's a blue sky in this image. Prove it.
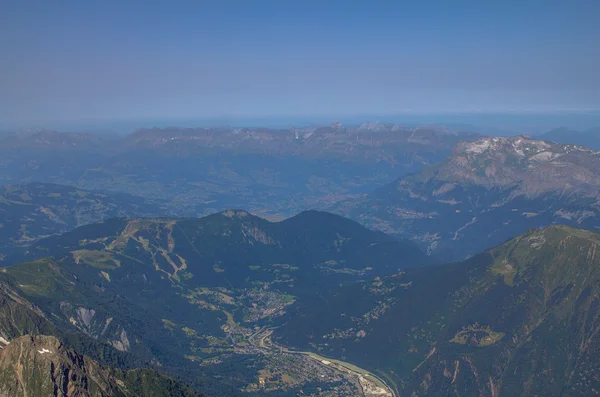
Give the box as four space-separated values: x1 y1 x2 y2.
1 0 599 125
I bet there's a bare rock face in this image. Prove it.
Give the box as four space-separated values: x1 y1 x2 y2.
0 334 204 397
0 335 116 397
442 136 600 196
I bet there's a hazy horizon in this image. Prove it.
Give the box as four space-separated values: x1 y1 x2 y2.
2 111 600 137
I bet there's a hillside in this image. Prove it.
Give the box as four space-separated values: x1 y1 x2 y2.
0 335 203 397
0 279 204 396
0 210 426 395
0 183 167 263
276 225 600 396
335 136 600 260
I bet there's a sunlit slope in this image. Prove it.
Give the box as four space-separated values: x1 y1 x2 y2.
0 335 204 397
0 182 166 263
277 225 600 396
0 210 426 395
335 136 600 260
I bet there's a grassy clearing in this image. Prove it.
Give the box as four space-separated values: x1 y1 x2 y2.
450 324 505 347
72 249 121 269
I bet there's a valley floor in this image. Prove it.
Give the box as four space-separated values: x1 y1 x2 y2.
233 323 395 397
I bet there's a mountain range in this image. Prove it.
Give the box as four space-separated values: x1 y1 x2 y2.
1 209 600 396
0 123 479 219
0 183 167 263
335 136 600 260
1 123 600 396
121 122 478 158
0 210 426 396
276 225 600 396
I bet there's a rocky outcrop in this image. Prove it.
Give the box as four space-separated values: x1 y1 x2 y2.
0 335 117 396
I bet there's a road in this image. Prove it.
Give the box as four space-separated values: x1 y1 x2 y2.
248 327 398 397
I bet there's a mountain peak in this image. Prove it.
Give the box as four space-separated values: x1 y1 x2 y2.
522 224 600 247
455 135 596 158
330 121 344 129
486 225 600 290
429 136 600 194
336 135 600 260
357 121 396 132
218 209 252 218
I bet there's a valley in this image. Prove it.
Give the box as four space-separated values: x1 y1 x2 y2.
276 225 600 396
0 210 425 396
209 315 396 396
4 208 600 396
0 124 477 220
1 125 600 397
4 3 600 395
10 129 600 266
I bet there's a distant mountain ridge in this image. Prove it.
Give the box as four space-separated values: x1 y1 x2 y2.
415 135 600 196
0 129 110 149
539 126 600 150
335 136 600 260
0 183 168 262
0 122 480 160
0 123 480 219
122 122 479 160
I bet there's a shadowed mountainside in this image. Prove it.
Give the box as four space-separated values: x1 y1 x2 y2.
276 225 600 396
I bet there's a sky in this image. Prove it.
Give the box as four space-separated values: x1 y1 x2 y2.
1 0 600 126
